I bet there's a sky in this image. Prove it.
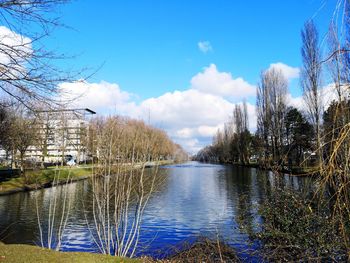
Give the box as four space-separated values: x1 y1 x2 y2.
7 0 341 153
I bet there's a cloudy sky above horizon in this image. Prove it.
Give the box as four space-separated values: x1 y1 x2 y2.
1 0 339 153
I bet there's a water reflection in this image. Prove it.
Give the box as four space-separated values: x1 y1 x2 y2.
0 161 310 258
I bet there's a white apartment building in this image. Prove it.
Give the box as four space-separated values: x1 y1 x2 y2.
26 108 96 165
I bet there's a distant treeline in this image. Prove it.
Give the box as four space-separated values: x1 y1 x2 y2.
86 116 188 163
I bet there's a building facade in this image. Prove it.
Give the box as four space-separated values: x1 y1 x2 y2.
26 108 96 165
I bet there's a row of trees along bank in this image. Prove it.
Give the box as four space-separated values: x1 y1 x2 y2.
195 19 350 173
86 116 188 164
0 103 188 175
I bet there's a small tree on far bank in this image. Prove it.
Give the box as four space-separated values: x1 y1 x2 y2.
232 101 251 164
0 105 38 176
284 107 314 167
257 67 288 166
13 115 38 175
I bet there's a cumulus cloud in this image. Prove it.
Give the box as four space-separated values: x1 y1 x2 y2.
190 64 256 99
58 80 134 114
287 83 350 118
58 81 256 153
320 83 350 108
269 62 300 80
176 125 221 140
287 94 305 110
198 41 213 53
176 138 203 154
0 26 32 65
139 90 256 137
58 64 259 153
0 26 32 82
139 89 232 128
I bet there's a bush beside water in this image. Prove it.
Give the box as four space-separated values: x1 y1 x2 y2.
248 187 348 262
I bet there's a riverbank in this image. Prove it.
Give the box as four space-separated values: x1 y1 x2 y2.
233 162 319 176
195 160 319 176
0 243 140 263
0 238 241 263
0 166 92 196
0 160 174 196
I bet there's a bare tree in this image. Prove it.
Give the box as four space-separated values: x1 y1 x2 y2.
85 116 183 257
232 101 250 164
300 20 323 164
34 111 54 168
0 105 38 173
257 72 271 165
0 0 81 109
12 113 38 175
257 68 288 166
0 104 10 156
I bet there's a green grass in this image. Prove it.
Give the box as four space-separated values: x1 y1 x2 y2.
0 243 141 263
28 166 92 182
0 166 92 194
0 160 175 194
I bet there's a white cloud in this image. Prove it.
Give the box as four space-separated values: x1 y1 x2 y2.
287 83 350 119
59 81 256 153
139 89 232 128
320 83 350 108
190 64 256 99
287 94 305 111
176 138 202 154
269 62 300 80
198 41 213 53
0 26 32 77
175 125 224 139
198 125 223 138
58 80 133 114
176 128 194 139
58 64 259 153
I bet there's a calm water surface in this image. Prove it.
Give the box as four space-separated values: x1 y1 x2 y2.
0 161 311 260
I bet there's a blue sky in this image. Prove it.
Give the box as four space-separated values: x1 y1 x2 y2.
40 0 337 153
50 0 333 95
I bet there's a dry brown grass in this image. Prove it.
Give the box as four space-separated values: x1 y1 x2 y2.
160 238 240 263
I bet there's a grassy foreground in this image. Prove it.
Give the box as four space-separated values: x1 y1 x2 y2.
0 243 141 263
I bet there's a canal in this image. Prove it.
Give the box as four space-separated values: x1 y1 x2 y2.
0 161 312 260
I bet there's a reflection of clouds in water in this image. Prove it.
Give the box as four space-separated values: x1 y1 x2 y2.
144 164 232 231
61 222 96 252
284 176 300 190
267 170 309 191
31 181 79 212
268 171 276 188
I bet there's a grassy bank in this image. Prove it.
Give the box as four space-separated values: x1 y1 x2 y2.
0 243 140 263
0 160 175 196
0 239 241 263
0 166 92 195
